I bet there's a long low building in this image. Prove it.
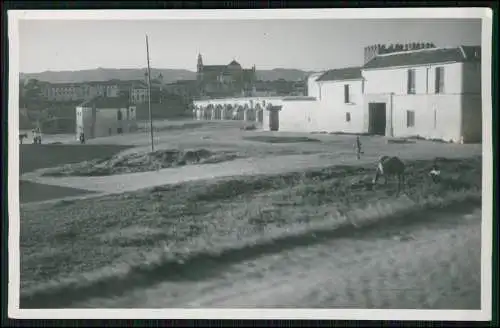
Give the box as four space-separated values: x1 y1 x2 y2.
193 43 482 143
192 96 285 131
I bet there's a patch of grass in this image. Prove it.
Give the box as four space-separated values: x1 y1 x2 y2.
242 136 321 144
20 144 133 174
20 181 94 204
20 156 482 307
41 148 243 177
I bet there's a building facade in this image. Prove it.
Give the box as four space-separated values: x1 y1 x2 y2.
192 43 482 143
75 96 138 139
41 80 122 102
196 54 257 98
362 45 481 143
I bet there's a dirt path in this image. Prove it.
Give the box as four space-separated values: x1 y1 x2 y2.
75 206 482 309
20 147 480 201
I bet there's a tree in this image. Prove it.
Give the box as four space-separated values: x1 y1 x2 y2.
22 79 44 103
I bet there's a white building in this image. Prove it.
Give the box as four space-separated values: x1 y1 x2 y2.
75 96 138 139
42 81 120 102
279 67 365 133
361 45 481 143
277 44 481 143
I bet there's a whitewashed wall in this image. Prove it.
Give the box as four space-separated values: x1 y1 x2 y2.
315 79 365 133
306 72 323 98
461 94 482 143
391 94 462 142
77 106 138 139
362 62 481 142
363 62 463 95
278 100 319 132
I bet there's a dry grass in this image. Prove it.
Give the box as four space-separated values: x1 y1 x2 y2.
20 144 133 174
40 148 243 177
20 156 482 308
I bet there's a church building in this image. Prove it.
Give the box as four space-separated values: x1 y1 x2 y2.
196 53 257 98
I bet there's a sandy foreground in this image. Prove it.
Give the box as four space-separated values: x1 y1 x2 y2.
74 206 481 309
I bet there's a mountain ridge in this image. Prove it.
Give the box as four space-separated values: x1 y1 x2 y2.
20 68 315 84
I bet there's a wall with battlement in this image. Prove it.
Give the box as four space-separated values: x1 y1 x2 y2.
363 42 436 64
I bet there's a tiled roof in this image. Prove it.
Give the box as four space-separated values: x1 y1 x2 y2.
363 46 481 69
79 96 131 108
315 67 363 82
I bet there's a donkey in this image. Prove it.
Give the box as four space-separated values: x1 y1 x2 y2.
372 156 406 193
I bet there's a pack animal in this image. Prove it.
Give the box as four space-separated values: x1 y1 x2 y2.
372 156 406 193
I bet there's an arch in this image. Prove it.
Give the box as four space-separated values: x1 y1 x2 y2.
215 104 223 120
223 104 233 120
234 105 244 120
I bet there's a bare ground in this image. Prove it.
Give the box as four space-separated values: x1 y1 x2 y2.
77 206 480 309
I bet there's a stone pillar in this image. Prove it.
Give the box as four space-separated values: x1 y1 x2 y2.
211 108 216 120
243 109 249 121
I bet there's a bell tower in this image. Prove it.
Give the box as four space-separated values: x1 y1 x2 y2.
197 53 203 73
196 53 204 95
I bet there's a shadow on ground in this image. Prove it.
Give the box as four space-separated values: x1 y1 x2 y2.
20 181 94 203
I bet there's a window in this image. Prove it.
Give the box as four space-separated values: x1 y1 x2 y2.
407 69 416 94
406 110 415 127
435 67 445 93
346 112 351 122
344 84 350 103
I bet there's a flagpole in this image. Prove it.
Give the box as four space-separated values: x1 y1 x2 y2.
146 34 154 152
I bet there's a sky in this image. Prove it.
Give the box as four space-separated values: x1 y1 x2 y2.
18 18 481 73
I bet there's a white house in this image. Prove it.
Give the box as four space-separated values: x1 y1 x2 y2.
75 96 138 140
314 67 365 133
279 67 364 133
362 45 482 143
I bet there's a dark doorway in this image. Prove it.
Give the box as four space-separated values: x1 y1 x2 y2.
117 127 123 134
368 103 387 136
269 106 280 131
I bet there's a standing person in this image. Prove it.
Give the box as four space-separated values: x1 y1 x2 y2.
32 128 37 144
36 127 42 144
354 135 363 160
79 132 86 144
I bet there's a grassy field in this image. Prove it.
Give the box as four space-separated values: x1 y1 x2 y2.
20 155 482 308
19 144 132 203
17 120 484 308
20 144 133 174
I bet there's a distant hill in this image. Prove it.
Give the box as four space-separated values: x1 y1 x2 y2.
20 67 314 84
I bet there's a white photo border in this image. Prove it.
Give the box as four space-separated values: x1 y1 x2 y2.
7 8 493 321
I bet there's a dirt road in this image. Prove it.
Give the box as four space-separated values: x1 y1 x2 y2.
75 205 482 309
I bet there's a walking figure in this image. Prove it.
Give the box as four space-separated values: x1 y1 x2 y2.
355 136 363 160
79 132 86 144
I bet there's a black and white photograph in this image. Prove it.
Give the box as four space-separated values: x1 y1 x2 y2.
7 8 493 320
